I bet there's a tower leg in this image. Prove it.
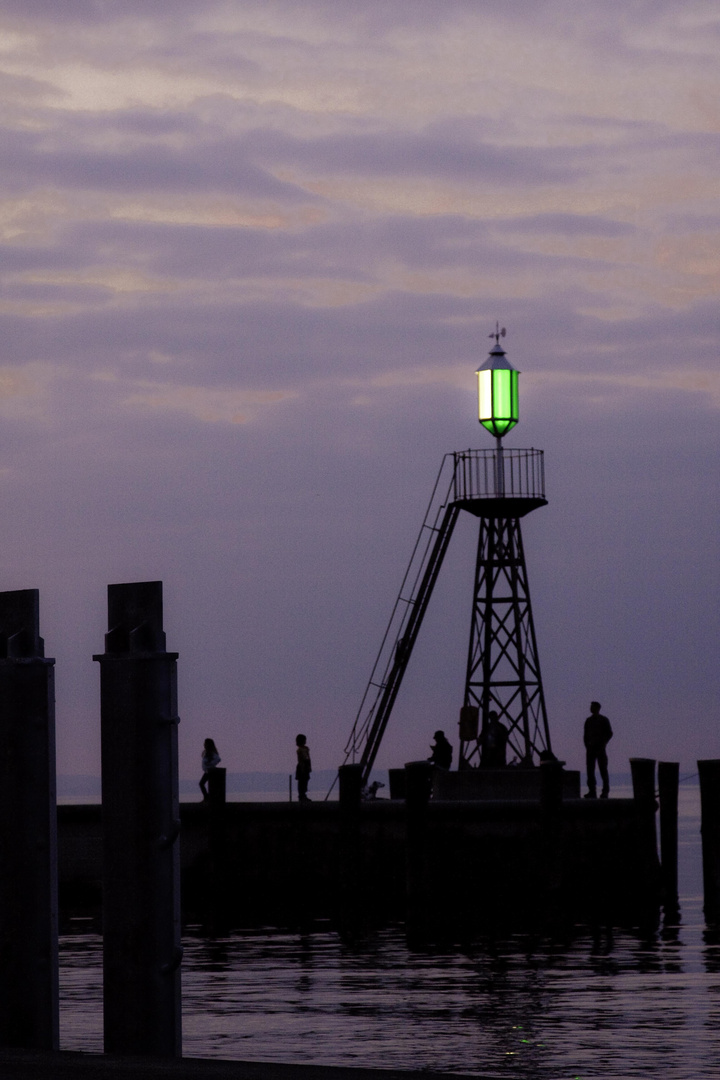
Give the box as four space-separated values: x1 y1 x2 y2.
460 516 550 768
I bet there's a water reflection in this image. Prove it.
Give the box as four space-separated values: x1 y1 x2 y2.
59 911 720 1078
57 785 720 1077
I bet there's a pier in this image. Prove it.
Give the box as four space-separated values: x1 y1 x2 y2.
57 760 671 936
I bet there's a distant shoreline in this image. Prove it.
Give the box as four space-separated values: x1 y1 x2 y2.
57 767 698 802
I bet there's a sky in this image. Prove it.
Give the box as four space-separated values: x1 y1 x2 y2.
0 0 718 788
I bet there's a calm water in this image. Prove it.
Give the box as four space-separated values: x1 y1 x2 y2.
60 783 720 1078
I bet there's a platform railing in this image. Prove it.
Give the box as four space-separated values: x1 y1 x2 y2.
453 448 545 502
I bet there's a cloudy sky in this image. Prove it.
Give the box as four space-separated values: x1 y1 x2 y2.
1 0 718 788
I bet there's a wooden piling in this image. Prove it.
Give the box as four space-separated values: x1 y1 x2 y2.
630 757 656 806
338 764 363 937
0 590 58 1051
404 761 433 943
629 758 660 914
540 758 565 814
658 762 679 909
540 760 565 919
94 581 181 1057
206 768 229 934
698 760 720 926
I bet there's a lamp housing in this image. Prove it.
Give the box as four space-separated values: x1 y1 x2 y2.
476 341 519 438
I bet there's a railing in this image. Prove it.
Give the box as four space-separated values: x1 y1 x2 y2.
453 448 545 502
338 454 458 781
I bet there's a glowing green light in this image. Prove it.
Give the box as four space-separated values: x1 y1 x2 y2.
476 346 519 438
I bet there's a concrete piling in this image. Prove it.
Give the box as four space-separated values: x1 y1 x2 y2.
698 760 720 926
0 590 58 1051
94 581 181 1056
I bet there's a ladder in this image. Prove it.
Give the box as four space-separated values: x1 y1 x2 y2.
341 453 461 787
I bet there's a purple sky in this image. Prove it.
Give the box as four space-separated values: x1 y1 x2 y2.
1 0 718 785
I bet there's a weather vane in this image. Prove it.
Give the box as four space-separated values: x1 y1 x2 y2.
489 322 506 346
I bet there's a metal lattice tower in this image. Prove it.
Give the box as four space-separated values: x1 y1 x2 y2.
459 501 550 768
336 331 551 791
339 446 551 788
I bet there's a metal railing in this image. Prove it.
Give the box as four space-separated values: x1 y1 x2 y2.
453 448 545 502
338 453 457 782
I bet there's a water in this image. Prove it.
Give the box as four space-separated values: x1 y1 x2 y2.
59 783 720 1078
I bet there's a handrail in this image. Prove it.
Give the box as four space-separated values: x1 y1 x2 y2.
453 448 545 502
332 454 457 790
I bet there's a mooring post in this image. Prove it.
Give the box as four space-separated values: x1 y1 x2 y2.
0 590 58 1051
540 758 565 814
539 759 565 917
405 761 433 942
206 767 228 933
338 764 363 936
698 760 720 926
207 766 227 807
630 757 657 806
629 757 660 908
94 581 181 1057
339 762 363 808
658 762 679 910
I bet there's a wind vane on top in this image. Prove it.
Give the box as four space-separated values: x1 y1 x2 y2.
476 323 518 440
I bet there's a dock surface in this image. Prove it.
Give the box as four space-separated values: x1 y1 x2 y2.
0 1051 497 1080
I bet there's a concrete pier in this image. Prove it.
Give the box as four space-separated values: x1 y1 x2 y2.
0 589 58 1051
57 764 664 934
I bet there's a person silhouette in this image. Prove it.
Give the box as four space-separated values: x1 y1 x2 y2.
199 738 221 800
481 710 509 767
584 701 613 798
295 733 312 802
428 730 452 770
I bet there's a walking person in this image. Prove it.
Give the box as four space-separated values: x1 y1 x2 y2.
295 733 312 802
584 701 613 798
199 738 221 800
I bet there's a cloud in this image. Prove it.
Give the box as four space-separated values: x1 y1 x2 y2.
0 0 718 779
120 380 298 423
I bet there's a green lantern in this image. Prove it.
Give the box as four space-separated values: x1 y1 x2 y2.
476 331 519 438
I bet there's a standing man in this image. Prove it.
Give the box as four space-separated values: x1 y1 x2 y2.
584 701 613 799
295 733 312 802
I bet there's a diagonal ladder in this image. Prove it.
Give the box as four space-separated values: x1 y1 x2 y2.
340 453 461 787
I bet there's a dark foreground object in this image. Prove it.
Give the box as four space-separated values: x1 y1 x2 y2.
0 1051 489 1080
94 581 182 1057
0 589 58 1051
699 759 720 925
